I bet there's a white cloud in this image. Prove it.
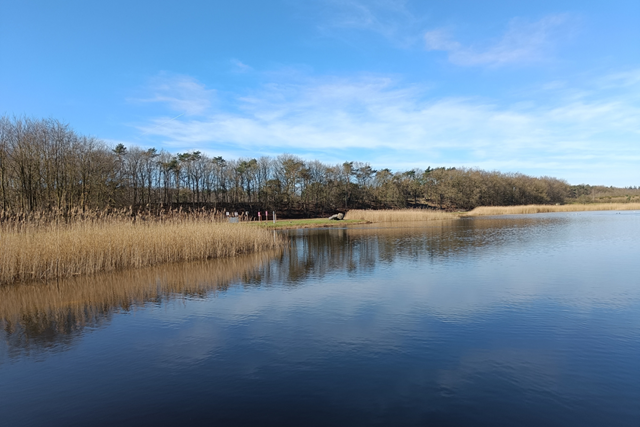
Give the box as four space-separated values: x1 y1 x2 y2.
423 29 460 51
320 0 421 47
132 70 640 185
425 15 572 66
230 59 253 73
130 74 214 116
597 69 640 89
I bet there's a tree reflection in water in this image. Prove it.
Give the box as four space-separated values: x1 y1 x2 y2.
1 216 566 357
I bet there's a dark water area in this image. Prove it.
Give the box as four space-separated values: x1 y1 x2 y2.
1 211 639 426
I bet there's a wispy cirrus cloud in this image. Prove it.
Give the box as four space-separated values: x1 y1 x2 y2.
230 59 253 73
129 74 215 116
425 14 573 66
320 0 422 47
131 69 640 185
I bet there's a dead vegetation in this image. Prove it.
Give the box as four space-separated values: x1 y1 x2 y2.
464 203 640 216
0 208 285 286
344 209 457 222
345 203 640 223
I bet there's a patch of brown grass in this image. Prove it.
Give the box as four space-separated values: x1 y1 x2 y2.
464 203 640 216
344 209 457 222
0 209 285 285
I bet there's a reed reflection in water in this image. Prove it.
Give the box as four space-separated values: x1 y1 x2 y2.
0 251 279 357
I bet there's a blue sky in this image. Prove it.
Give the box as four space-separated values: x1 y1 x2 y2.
1 0 638 185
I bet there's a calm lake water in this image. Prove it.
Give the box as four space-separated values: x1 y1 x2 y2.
1 211 639 426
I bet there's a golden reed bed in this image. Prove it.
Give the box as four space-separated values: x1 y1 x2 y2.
344 209 456 222
346 203 640 223
464 203 640 216
0 210 285 286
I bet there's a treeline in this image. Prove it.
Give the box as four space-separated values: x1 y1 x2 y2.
568 184 640 204
1 116 573 215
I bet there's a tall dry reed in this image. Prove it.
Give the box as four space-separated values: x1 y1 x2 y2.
345 209 457 223
0 208 285 285
464 203 640 216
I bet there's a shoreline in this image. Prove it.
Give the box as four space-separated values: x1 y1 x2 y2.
250 218 370 230
3 203 638 285
462 203 640 217
257 203 640 229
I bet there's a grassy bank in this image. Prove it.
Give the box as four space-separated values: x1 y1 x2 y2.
0 210 285 286
464 203 640 216
345 209 457 222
